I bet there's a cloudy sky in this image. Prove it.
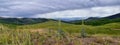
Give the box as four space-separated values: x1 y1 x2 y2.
0 0 120 18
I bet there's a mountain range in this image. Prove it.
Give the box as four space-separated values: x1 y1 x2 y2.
0 13 120 25
69 13 120 25
0 18 49 25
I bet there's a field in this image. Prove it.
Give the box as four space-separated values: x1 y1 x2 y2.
0 21 120 45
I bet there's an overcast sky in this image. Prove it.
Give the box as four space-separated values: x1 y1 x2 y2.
0 0 120 18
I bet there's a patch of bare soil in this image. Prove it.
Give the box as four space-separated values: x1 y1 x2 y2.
78 37 120 45
30 29 48 33
29 29 120 45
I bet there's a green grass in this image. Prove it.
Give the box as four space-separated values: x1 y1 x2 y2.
15 21 120 35
0 21 120 45
1 21 120 36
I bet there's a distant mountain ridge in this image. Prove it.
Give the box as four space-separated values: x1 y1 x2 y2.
0 18 49 25
66 13 120 26
55 17 87 21
0 13 120 25
104 13 120 19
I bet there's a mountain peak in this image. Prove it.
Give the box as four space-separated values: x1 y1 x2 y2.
105 13 120 19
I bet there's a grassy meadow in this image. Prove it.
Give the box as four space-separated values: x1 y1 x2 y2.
0 21 120 45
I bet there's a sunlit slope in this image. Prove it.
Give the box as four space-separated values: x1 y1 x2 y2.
16 21 120 35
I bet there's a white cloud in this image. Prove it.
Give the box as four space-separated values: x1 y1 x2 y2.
0 16 12 18
34 6 120 18
0 0 120 18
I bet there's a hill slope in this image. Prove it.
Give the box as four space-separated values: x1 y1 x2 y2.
105 13 120 19
0 18 49 25
68 13 120 26
0 13 120 26
15 21 120 35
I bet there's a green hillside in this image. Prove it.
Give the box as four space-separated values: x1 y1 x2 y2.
68 13 120 26
14 21 120 35
0 21 120 45
68 18 120 26
0 18 49 25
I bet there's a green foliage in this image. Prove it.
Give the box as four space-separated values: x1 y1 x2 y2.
69 18 120 26
0 18 49 25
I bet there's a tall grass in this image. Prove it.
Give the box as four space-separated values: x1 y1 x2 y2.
0 21 120 45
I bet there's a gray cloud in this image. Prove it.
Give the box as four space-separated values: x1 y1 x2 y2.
0 0 120 18
34 6 120 18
